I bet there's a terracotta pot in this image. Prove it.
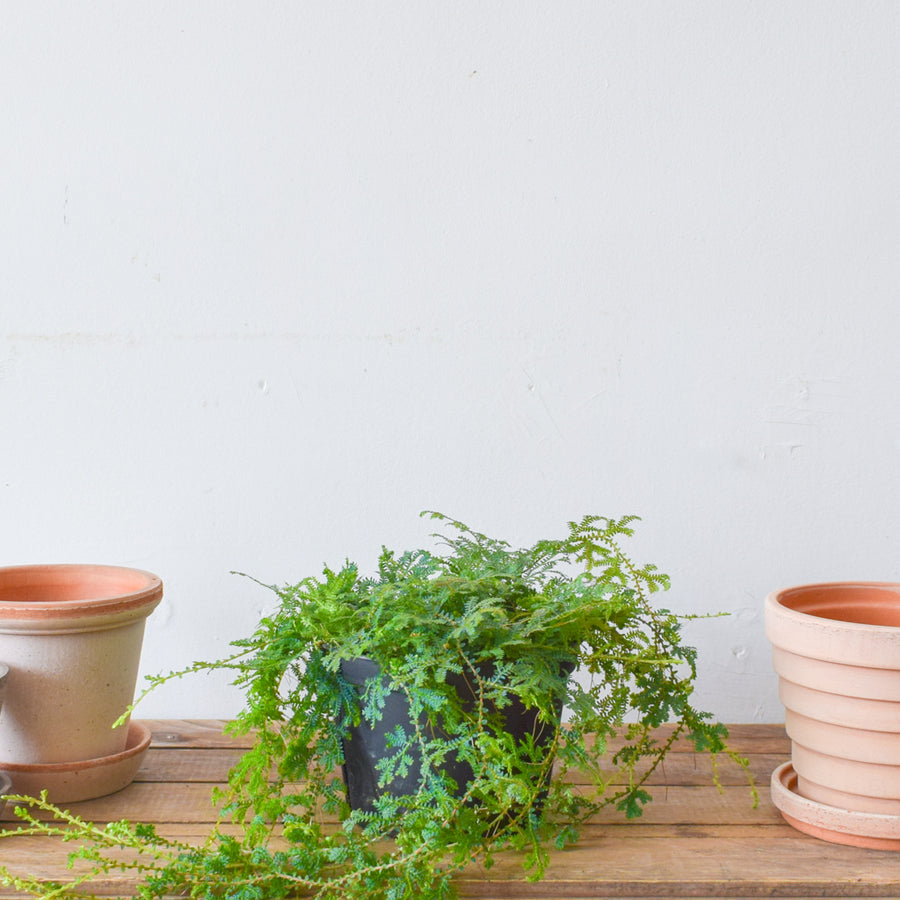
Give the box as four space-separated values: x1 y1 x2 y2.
766 581 900 848
0 565 162 768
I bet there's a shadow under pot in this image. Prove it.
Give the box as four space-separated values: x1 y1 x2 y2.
0 564 162 802
338 657 572 819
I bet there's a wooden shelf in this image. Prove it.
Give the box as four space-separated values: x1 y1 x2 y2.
1 721 897 898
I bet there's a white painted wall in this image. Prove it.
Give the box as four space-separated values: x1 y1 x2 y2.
2 3 899 722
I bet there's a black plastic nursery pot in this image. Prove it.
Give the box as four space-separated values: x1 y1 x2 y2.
339 657 571 816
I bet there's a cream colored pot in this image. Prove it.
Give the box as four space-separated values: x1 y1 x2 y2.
0 564 162 766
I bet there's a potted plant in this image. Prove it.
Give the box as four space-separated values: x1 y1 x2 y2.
767 581 900 850
1 513 752 900
0 564 161 802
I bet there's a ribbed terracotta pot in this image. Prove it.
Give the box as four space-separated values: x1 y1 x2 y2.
765 581 900 849
0 565 162 769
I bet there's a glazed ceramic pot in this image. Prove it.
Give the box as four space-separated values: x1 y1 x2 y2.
0 565 162 767
766 581 900 848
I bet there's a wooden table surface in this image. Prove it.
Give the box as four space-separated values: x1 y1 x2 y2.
0 720 898 898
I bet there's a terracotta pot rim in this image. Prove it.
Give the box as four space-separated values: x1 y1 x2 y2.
768 581 900 627
766 582 900 669
0 564 162 622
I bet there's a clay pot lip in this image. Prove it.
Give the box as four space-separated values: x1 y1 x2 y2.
766 581 900 631
0 564 162 621
0 720 151 774
766 582 900 670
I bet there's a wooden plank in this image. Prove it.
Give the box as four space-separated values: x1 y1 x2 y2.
141 719 253 749
563 752 782 787
600 723 789 756
0 783 223 825
577 785 772 825
130 721 783 807
1 783 769 831
2 827 898 900
456 830 900 898
457 828 900 897
133 747 245 782
126 746 779 788
0 801 893 898
140 720 792 756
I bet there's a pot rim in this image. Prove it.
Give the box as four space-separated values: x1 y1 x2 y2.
0 564 163 626
766 581 900 669
767 581 900 626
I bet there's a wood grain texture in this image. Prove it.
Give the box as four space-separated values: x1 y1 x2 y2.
2 720 894 899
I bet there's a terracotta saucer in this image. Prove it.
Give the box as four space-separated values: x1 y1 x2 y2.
0 720 151 804
771 761 900 851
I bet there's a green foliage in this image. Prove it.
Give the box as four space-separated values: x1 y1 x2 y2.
0 512 754 900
